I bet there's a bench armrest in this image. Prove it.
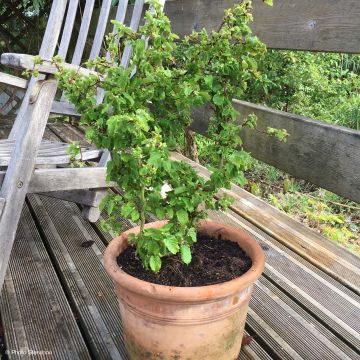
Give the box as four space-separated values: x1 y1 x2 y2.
1 53 98 77
0 71 28 89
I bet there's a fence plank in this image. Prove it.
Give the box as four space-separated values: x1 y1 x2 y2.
162 0 360 54
91 0 360 55
249 0 360 54
191 100 360 203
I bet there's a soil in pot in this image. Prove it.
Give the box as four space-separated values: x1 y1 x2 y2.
117 232 252 287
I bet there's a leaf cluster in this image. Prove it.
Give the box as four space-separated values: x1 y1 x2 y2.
56 0 269 272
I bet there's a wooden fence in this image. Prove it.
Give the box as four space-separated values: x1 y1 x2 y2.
164 0 360 54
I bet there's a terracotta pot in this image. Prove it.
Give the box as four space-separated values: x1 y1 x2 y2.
104 220 265 360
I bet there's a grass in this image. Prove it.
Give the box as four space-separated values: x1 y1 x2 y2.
244 160 360 256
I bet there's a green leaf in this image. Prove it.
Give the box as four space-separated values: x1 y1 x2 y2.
155 207 166 219
174 186 187 195
134 38 146 56
213 94 225 106
176 209 189 225
121 203 134 218
131 209 140 222
148 151 162 166
149 255 161 272
204 75 213 87
107 200 115 215
33 55 42 65
229 151 251 168
235 171 247 186
187 228 197 243
123 92 135 106
180 245 192 265
148 240 160 255
266 127 289 142
184 86 193 96
263 0 273 6
163 160 172 172
167 208 174 219
163 69 172 77
164 236 179 254
136 110 150 131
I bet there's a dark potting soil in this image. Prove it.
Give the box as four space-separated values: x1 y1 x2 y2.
117 233 252 287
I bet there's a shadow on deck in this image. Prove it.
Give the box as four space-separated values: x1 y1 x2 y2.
0 123 359 360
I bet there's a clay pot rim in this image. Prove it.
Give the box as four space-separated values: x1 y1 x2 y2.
104 220 265 302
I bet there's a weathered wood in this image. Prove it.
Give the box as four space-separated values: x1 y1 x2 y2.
0 72 28 89
121 0 145 69
89 0 112 59
0 139 101 165
0 168 114 193
26 194 130 358
191 100 360 203
39 0 68 59
1 53 98 77
81 201 102 223
0 79 58 289
106 0 360 54
159 0 360 54
51 100 80 116
0 197 4 217
58 0 80 59
46 126 111 223
112 0 129 35
39 189 106 207
72 0 96 65
0 150 101 166
81 150 111 222
0 205 91 359
250 0 360 54
33 167 115 193
7 81 38 141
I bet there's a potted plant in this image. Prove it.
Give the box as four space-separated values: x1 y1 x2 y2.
56 0 281 358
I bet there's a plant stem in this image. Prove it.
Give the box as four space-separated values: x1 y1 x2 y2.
184 126 199 163
139 184 146 234
138 156 146 234
306 194 360 211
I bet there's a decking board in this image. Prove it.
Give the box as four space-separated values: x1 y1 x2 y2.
209 209 360 352
0 205 90 360
28 193 274 360
27 194 128 359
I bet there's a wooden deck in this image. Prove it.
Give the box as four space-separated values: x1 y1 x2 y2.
0 123 359 359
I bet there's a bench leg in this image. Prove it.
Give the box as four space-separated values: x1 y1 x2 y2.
0 79 58 289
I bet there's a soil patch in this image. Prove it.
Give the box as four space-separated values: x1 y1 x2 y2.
117 233 252 287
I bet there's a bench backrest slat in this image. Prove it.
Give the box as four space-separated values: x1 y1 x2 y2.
39 0 68 59
89 0 112 60
121 0 145 68
58 0 79 59
71 0 96 65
